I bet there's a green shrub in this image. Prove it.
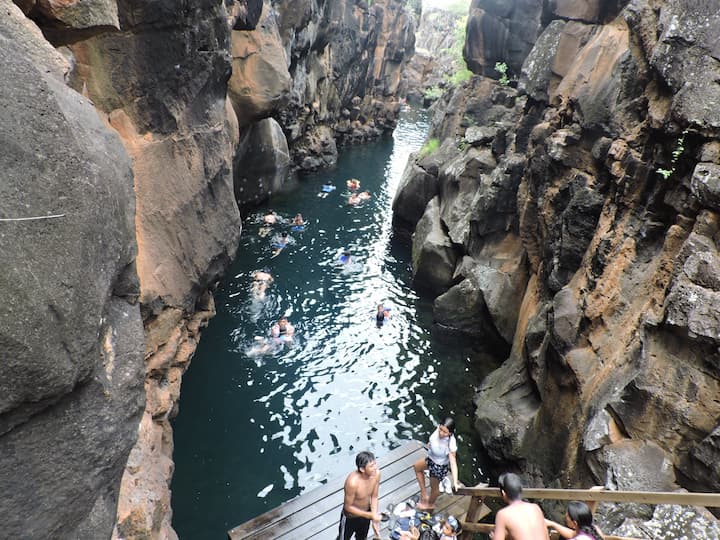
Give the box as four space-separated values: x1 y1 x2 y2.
424 86 443 100
419 138 440 157
494 62 509 86
655 129 689 180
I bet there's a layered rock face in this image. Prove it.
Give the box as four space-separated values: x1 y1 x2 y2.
228 0 417 202
0 2 144 538
395 0 720 534
5 0 415 537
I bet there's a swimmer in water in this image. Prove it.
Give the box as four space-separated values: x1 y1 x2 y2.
358 191 371 201
263 210 279 225
348 193 361 205
375 304 390 326
338 250 352 265
346 178 361 191
247 336 276 356
271 316 295 341
291 213 306 231
271 231 290 258
250 269 273 300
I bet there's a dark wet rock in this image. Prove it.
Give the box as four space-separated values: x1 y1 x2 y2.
0 6 143 537
274 0 416 169
392 161 440 231
474 353 541 464
229 4 291 127
690 162 720 209
650 1 720 129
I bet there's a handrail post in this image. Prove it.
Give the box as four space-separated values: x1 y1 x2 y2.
460 495 485 540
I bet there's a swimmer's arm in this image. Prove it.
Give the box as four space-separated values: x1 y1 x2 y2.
544 518 574 539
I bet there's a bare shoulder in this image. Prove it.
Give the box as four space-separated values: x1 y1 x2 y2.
345 471 360 489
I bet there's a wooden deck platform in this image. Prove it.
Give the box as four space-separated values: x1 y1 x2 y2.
228 440 489 539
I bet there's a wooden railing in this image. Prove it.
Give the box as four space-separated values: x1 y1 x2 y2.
456 486 720 540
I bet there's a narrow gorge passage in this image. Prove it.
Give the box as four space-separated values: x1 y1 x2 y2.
170 107 502 538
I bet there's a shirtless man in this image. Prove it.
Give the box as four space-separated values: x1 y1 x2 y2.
338 451 383 540
492 473 550 540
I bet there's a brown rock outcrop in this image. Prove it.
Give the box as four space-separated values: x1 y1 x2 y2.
396 2 720 534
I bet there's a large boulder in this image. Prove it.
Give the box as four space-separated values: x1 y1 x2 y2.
229 3 292 127
234 117 292 208
411 197 458 296
0 5 144 537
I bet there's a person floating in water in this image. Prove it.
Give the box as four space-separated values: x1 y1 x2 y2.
250 269 273 300
338 250 352 265
348 191 371 205
291 213 306 231
375 304 390 326
247 336 277 356
271 231 290 258
259 210 280 237
319 181 336 197
271 316 295 342
346 178 361 191
263 210 279 224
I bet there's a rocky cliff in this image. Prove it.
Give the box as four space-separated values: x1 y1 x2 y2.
404 7 465 104
2 0 415 537
394 0 720 535
231 0 417 208
0 2 144 537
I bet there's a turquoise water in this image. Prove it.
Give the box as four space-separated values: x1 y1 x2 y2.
170 107 501 539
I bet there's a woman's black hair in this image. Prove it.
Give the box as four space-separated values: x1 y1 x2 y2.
440 417 456 433
567 501 602 540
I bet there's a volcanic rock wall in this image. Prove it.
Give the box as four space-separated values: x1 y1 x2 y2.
404 7 464 104
394 0 720 534
0 2 144 538
231 0 417 208
2 0 415 537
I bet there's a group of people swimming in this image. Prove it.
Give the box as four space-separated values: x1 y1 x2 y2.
247 177 388 355
340 417 603 540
